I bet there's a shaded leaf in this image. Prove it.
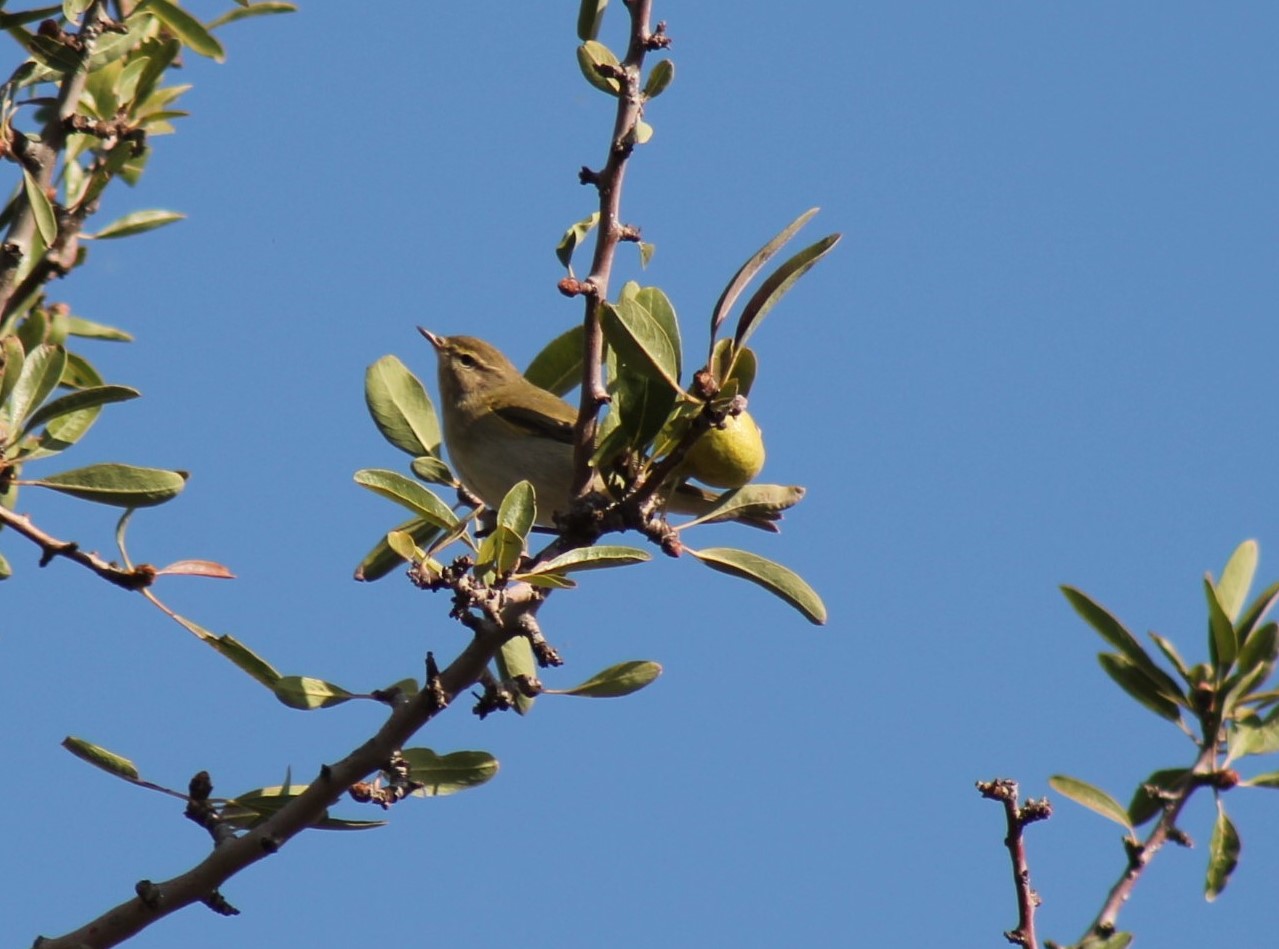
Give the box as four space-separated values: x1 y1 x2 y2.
273 676 354 711
22 384 138 435
1149 631 1190 682
1098 653 1183 722
1228 705 1279 759
0 334 24 407
28 463 188 507
4 342 65 428
556 211 600 269
142 0 226 61
602 298 681 392
634 286 682 380
525 324 584 395
1205 803 1239 901
364 355 440 458
687 546 826 624
496 636 537 715
477 525 525 578
576 0 608 40
1128 768 1190 827
551 660 662 698
1061 586 1184 700
21 167 56 246
1048 774 1133 831
402 748 499 796
409 455 454 485
87 208 185 239
62 736 140 782
711 208 819 341
354 517 444 582
207 1 297 29
676 484 805 530
1236 580 1279 643
353 469 458 528
520 544 650 577
1206 577 1238 670
734 233 841 353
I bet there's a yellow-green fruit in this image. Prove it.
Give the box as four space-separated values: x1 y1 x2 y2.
684 411 766 488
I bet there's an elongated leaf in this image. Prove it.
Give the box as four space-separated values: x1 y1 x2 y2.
209 633 281 687
1149 631 1191 682
221 785 317 830
711 208 819 340
0 334 24 406
551 660 662 698
496 480 536 539
1216 540 1258 622
1236 580 1279 642
734 233 841 352
355 517 444 582
602 298 681 392
634 286 682 380
555 211 600 269
62 736 140 782
576 40 621 96
496 636 537 715
644 59 674 98
576 0 608 40
0 552 10 579
207 2 297 29
273 676 354 711
1232 622 1278 694
410 455 454 485
364 355 440 457
1243 771 1279 788
1206 577 1238 669
401 748 499 796
525 325 584 395
1097 653 1183 720
1048 774 1133 831
22 384 138 434
1128 767 1190 827
88 208 185 239
677 484 805 530
1205 803 1240 901
63 315 133 341
153 559 235 579
4 343 65 428
687 547 826 624
353 469 457 528
28 463 188 507
142 0 226 61
477 525 525 577
1061 586 1183 700
521 545 650 577
21 167 56 246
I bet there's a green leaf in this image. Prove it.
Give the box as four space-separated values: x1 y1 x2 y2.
610 356 676 451
1230 622 1279 699
633 118 653 144
87 208 185 239
1216 540 1258 622
1227 705 1279 759
1128 768 1190 827
1206 577 1239 670
734 233 841 353
208 633 281 687
525 325 584 396
576 40 621 96
62 736 140 782
0 6 63 31
710 208 819 340
477 525 524 578
1149 631 1191 682
643 59 674 98
1048 774 1133 831
1243 771 1279 788
633 286 681 381
576 0 608 40
0 551 10 579
273 676 354 710
0 334 24 407
496 636 537 715
207 1 298 29
409 455 454 485
601 298 681 392
28 463 188 507
385 529 423 563
1236 580 1279 642
221 785 322 830
3 342 64 428
1097 653 1183 721
62 351 105 388
551 660 662 698
364 355 441 458
1060 586 1184 700
496 479 536 540
676 484 805 530
353 468 458 528
401 748 499 796
63 315 133 341
686 547 826 625
555 211 600 269
1205 802 1240 901
141 0 226 61
354 517 444 582
21 167 56 246
519 544 650 577
1090 935 1133 949
22 384 138 435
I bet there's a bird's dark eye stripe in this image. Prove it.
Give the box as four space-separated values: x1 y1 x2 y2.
458 353 478 368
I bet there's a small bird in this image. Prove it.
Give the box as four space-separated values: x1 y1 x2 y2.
419 329 783 530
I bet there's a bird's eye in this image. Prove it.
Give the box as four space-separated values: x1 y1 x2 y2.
457 353 478 369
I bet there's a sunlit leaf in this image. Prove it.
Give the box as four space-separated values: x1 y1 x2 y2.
1061 586 1184 700
364 355 440 458
525 324 584 395
643 59 674 98
354 517 445 582
62 736 140 782
28 463 188 507
602 298 681 392
4 343 66 428
353 469 458 528
676 484 805 530
576 40 621 96
1205 802 1240 901
555 211 600 269
63 315 133 341
1216 540 1258 622
21 167 56 246
208 632 281 687
734 233 841 353
550 660 662 698
273 676 354 711
141 0 226 61
496 636 537 715
710 208 819 340
87 208 185 239
1206 577 1239 669
520 544 650 577
576 0 608 40
22 384 138 435
402 748 499 796
207 1 297 29
686 547 826 624
1048 774 1133 831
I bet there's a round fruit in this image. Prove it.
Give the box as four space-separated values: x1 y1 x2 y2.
684 410 766 488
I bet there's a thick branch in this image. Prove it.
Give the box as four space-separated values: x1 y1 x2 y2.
570 0 660 496
39 588 539 949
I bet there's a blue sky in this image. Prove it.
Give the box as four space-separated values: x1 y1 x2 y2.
5 2 1279 946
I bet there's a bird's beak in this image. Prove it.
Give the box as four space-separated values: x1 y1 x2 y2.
417 326 444 351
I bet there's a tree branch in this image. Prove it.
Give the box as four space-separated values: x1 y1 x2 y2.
978 778 1051 949
0 505 157 589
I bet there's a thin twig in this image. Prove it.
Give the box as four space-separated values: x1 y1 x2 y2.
978 778 1051 949
0 505 156 589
